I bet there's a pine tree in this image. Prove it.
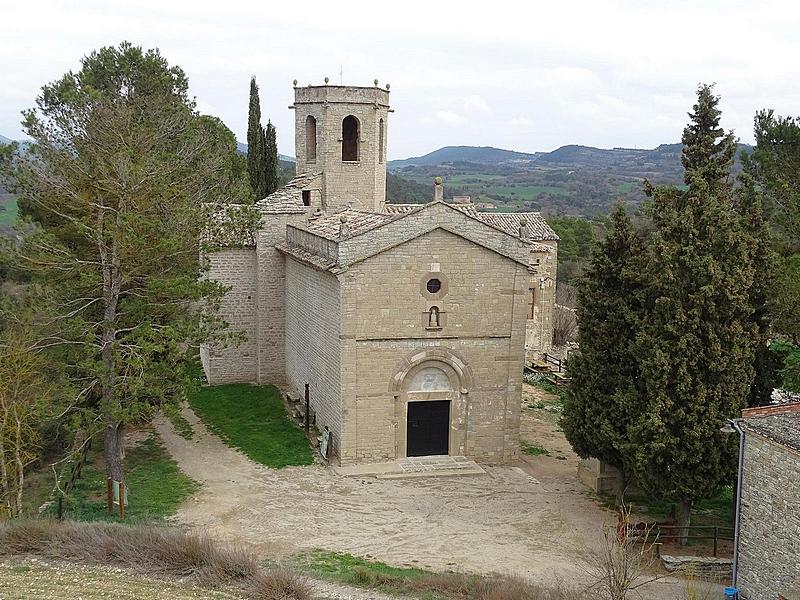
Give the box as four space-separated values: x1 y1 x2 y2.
9 42 257 486
247 77 268 199
631 84 757 542
562 205 645 505
264 120 280 196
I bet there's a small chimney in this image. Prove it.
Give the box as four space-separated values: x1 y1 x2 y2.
339 214 351 239
518 217 528 238
434 177 443 202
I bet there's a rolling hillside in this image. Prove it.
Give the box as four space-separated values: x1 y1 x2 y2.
387 142 754 217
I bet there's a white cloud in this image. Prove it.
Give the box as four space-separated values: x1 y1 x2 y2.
1 0 799 159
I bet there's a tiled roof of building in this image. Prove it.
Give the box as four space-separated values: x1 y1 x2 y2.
384 203 558 242
384 202 480 217
743 403 800 452
255 172 320 214
304 208 401 240
478 212 560 241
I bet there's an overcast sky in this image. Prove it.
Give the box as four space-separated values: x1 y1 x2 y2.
2 0 799 159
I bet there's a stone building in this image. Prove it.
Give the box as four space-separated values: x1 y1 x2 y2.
737 401 800 600
201 82 558 464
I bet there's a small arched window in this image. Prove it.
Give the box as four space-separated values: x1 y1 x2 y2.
305 115 317 162
342 115 359 161
378 118 385 163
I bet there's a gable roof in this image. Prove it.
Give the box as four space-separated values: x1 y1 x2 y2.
255 172 320 214
305 208 401 239
282 200 545 272
479 212 559 241
384 203 558 242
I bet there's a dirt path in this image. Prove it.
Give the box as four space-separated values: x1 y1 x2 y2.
153 391 693 596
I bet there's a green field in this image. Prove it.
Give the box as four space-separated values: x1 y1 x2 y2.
0 195 18 226
482 184 568 198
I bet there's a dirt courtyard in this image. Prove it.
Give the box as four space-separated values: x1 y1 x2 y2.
153 384 686 594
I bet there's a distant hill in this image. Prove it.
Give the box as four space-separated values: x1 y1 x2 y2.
236 141 295 163
0 134 12 145
389 146 539 169
387 141 756 218
535 142 752 169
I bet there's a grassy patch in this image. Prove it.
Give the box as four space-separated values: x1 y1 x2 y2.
299 550 431 590
188 380 313 469
297 550 586 599
520 441 550 456
61 435 199 522
163 403 195 440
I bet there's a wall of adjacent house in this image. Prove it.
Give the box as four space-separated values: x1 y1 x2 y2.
284 257 343 455
526 240 558 356
336 228 528 464
738 432 800 600
201 247 258 383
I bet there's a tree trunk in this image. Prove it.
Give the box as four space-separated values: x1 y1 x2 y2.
104 423 125 483
98 208 123 482
676 498 692 545
614 466 627 507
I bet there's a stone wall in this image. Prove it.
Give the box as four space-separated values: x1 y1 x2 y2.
526 240 557 355
293 85 389 213
254 214 306 385
738 432 800 599
201 247 258 383
336 228 527 464
284 257 343 454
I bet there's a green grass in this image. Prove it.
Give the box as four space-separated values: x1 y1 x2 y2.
163 403 194 440
0 195 18 226
299 550 432 586
60 435 200 522
188 380 313 469
520 441 550 456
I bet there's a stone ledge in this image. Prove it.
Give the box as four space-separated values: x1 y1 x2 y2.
661 554 732 579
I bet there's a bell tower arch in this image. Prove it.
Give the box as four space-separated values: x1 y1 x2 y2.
292 81 390 212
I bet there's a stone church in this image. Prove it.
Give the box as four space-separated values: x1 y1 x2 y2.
202 82 558 465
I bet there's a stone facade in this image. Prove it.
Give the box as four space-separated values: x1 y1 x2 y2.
293 85 389 213
201 82 558 465
738 403 800 600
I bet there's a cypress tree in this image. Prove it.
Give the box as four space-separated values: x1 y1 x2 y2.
737 153 778 406
247 77 268 199
264 120 280 195
562 204 645 505
630 84 757 542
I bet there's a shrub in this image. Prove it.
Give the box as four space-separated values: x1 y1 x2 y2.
0 519 309 599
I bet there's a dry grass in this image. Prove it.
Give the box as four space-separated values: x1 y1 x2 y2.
0 520 310 600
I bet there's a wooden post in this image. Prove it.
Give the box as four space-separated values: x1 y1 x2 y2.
304 383 310 435
107 478 113 514
119 482 125 520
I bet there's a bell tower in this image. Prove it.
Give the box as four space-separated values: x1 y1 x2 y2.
292 80 390 213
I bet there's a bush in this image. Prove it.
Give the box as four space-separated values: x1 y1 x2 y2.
0 519 310 599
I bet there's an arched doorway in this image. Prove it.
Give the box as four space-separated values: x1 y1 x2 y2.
405 366 453 456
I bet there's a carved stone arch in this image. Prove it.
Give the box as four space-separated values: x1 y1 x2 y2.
389 347 474 396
